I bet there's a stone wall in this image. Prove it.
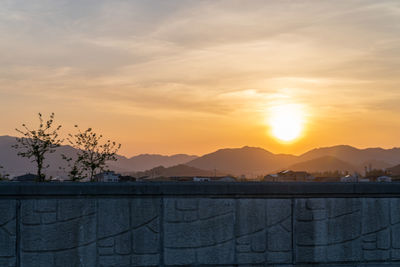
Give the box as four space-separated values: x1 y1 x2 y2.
0 182 400 266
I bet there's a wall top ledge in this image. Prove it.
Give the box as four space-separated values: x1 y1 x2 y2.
0 182 400 197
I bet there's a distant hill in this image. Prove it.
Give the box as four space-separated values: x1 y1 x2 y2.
358 159 393 171
134 164 221 178
109 154 198 172
0 136 197 176
388 164 400 176
0 135 77 177
288 156 357 173
186 145 400 176
2 135 400 177
186 146 297 175
298 145 400 166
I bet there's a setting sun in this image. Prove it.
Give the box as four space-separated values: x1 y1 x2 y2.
268 104 305 143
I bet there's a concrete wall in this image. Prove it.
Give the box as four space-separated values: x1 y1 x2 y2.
0 182 400 267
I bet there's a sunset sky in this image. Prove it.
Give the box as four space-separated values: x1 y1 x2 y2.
1 0 400 157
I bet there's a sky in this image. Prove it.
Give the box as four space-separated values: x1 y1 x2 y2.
1 0 400 157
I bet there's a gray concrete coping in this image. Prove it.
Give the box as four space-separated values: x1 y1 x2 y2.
0 182 400 197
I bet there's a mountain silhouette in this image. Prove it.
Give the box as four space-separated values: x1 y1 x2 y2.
0 136 197 177
109 153 198 172
288 155 357 173
186 146 297 175
1 135 400 177
133 164 221 178
186 145 400 175
299 145 400 165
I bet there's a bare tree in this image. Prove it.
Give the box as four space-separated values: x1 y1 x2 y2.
13 113 63 182
66 126 121 181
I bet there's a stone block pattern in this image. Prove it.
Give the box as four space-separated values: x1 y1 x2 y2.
20 198 161 267
164 198 236 265
295 198 400 264
20 199 97 267
164 198 292 266
4 196 400 266
97 198 161 267
236 199 292 265
0 200 16 267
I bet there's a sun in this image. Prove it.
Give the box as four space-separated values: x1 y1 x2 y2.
268 104 305 142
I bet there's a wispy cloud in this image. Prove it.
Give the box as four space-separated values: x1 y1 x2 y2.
1 0 400 154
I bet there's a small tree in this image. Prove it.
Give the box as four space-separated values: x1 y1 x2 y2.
13 113 63 182
59 154 85 182
66 126 121 181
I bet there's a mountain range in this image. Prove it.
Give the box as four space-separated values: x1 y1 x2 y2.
1 135 400 178
186 145 400 175
0 135 197 177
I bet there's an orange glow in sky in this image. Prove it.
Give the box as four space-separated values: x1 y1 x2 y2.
1 1 400 157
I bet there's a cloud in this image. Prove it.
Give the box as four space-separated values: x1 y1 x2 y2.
1 0 400 154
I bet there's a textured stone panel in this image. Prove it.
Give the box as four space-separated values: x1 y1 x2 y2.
97 198 161 267
98 254 130 267
391 199 400 225
295 198 362 263
21 253 55 267
362 198 390 235
20 199 96 267
198 198 235 220
132 227 158 254
115 232 131 255
0 200 16 267
236 199 266 237
266 200 292 264
0 258 16 267
326 239 362 262
236 199 267 264
236 199 292 265
164 248 195 265
54 243 97 267
196 241 235 264
393 249 400 260
131 198 160 228
35 199 57 213
266 199 291 227
21 201 40 225
295 198 400 264
131 198 160 266
164 198 235 265
6 193 400 266
97 199 130 239
131 254 159 266
377 228 390 250
57 199 95 221
392 224 400 249
21 212 96 251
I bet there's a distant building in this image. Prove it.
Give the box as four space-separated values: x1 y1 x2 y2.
263 174 278 182
95 171 120 182
50 176 64 182
138 175 237 182
340 173 360 182
193 176 236 182
193 177 211 182
376 176 392 182
13 173 38 182
264 170 313 182
217 176 237 182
